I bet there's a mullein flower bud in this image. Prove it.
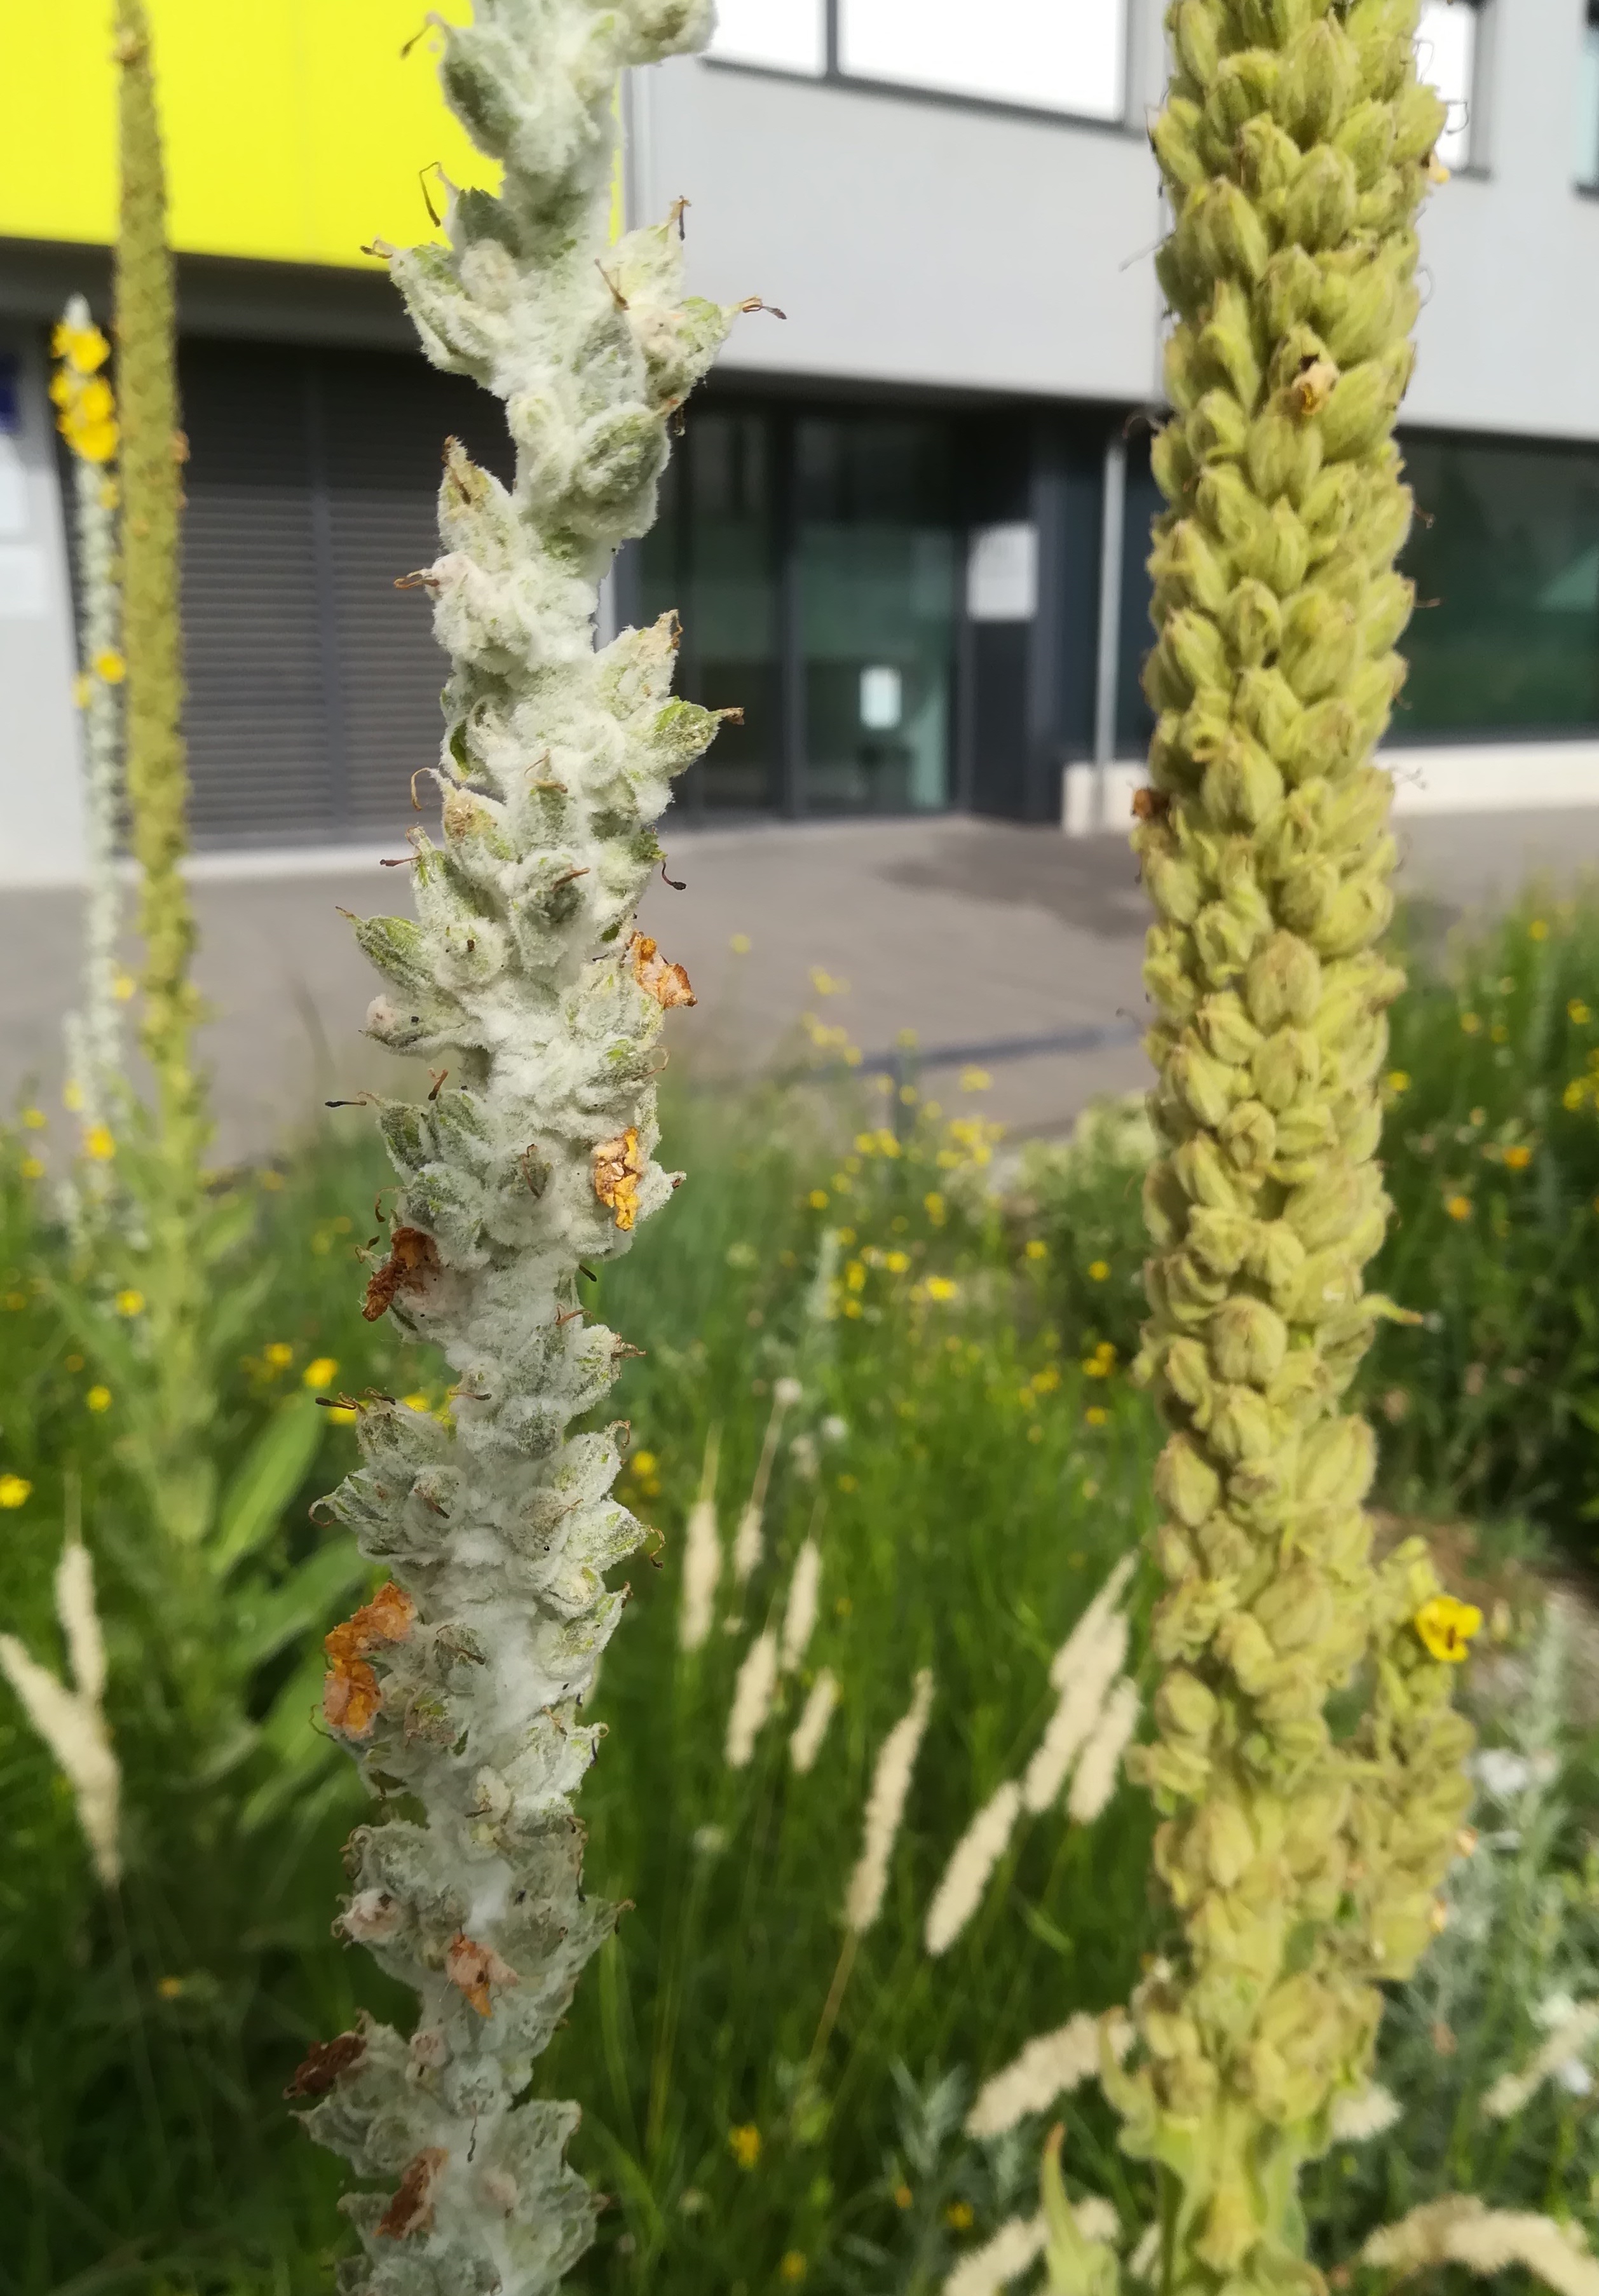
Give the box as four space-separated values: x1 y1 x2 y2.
1111 10 1475 2296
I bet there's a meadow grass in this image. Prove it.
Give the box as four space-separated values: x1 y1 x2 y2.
5 890 1599 2291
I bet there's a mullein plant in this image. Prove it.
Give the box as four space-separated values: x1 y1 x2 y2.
50 298 125 1223
288 3 760 2285
1043 6 1483 2296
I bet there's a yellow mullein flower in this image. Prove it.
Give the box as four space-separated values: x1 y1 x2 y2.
93 649 126 684
1413 1596 1483 1664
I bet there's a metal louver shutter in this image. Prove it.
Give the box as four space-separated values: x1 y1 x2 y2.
179 339 333 845
179 336 510 848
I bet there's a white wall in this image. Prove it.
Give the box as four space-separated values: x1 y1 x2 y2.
0 329 85 887
640 0 1599 445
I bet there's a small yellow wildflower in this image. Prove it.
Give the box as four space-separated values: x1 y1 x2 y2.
402 1392 431 1412
1087 1259 1110 1282
112 971 137 1002
22 1108 45 1131
21 1157 44 1181
1565 1081 1588 1111
1444 1195 1472 1223
925 1276 957 1302
264 1342 294 1370
86 1385 112 1413
0 1475 33 1509
894 2184 913 2211
629 1450 658 1477
1529 918 1550 941
1084 1356 1111 1380
114 1288 145 1317
62 1080 85 1114
1024 1238 1048 1262
836 1225 858 1244
780 2257 808 2284
923 1192 946 1226
1470 1106 1488 1125
808 1189 829 1211
728 2124 762 2169
960 1067 991 1092
303 1356 339 1390
1414 1595 1483 1664
1084 1406 1108 1428
1459 1013 1481 1036
93 648 126 684
845 1260 867 1293
83 1124 116 1162
946 2203 975 2232
730 932 751 954
1032 1365 1061 1395
1502 1144 1533 1171
157 1976 186 2001
884 1250 910 1275
1570 1000 1591 1026
326 1404 358 1426
1385 1070 1411 1094
810 967 848 997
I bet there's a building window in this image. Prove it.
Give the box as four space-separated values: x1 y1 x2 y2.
706 0 826 77
708 0 1127 121
1415 0 1479 170
1577 0 1599 186
1395 432 1599 740
838 0 1124 121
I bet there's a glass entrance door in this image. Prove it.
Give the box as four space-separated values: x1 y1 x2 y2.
796 412 956 813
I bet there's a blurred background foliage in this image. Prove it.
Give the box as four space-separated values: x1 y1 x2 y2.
6 889 1599 2293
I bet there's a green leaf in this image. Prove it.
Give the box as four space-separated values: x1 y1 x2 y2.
233 1536 371 1674
210 1396 326 1577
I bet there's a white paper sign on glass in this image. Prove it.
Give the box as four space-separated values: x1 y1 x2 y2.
859 663 904 730
967 524 1038 624
708 0 826 76
840 0 1124 119
1415 0 1477 170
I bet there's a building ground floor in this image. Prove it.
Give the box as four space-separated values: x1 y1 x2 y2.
6 315 1599 880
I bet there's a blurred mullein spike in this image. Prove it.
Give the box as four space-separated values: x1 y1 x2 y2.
292 4 747 2288
51 295 125 1232
1121 4 1473 2290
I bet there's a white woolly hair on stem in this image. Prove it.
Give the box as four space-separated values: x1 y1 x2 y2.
724 1628 779 1770
779 1535 822 1673
731 1376 800 1586
1066 1674 1140 1825
1023 1604 1129 1814
941 2203 1120 2296
0 1530 121 1888
965 2011 1133 2140
1485 2001 1599 2120
678 1421 722 1654
843 1667 934 1936
789 1668 839 1775
1328 2083 1401 2142
924 1779 1022 1958
1363 2198 1599 2296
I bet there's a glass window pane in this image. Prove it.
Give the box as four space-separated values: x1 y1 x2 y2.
797 414 956 813
839 0 1124 119
708 0 825 76
1416 0 1476 170
1576 8 1599 186
1397 433 1599 737
639 412 779 811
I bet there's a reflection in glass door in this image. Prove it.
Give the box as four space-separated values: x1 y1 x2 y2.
796 414 956 813
634 401 958 816
637 409 779 810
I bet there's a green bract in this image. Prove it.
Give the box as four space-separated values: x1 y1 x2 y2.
290 5 740 2290
1108 5 1476 2293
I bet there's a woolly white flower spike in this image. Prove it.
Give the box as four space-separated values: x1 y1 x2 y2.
289 6 751 2290
1363 2197 1599 2296
679 1423 722 1653
845 1668 934 1936
0 1537 121 1889
965 2013 1134 2140
925 1780 1022 1957
789 1668 840 1775
1485 2001 1599 2121
725 1629 779 1770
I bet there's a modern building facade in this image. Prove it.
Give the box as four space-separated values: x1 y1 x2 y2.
4 0 1599 883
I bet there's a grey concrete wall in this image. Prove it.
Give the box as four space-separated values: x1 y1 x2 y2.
641 0 1599 445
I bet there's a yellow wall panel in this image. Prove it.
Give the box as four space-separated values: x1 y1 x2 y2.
0 0 498 269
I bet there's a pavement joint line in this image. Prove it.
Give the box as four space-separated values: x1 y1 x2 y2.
854 1019 1144 1076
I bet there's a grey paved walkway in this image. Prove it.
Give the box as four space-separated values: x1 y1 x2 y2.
8 808 1599 1162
